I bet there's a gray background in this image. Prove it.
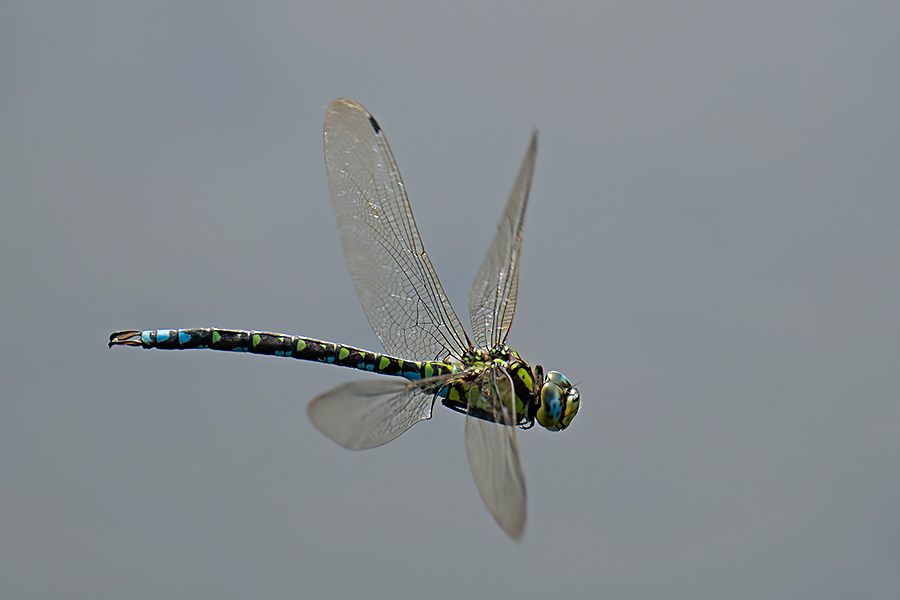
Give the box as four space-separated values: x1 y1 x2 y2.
2 1 898 598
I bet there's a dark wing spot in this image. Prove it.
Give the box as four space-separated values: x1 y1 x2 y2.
368 116 381 133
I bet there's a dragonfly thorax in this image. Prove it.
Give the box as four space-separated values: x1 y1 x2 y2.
462 348 581 433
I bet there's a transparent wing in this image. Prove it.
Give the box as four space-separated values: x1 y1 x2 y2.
468 132 537 350
307 373 461 450
464 366 527 540
324 98 471 361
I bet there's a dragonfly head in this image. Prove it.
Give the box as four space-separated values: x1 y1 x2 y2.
536 371 580 431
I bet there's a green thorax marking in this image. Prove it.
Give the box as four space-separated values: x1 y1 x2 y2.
442 346 538 424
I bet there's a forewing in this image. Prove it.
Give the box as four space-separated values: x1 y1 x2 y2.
324 98 470 361
464 368 527 539
468 132 537 349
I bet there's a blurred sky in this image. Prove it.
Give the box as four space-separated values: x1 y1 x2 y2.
2 1 899 598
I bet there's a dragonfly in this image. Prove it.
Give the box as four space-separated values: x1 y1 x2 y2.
109 98 580 539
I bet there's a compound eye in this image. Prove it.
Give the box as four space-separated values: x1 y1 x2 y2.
537 380 564 430
536 371 580 431
547 371 571 388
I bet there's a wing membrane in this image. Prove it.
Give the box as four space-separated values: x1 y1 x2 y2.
464 367 527 539
468 132 537 349
307 372 461 450
324 98 470 361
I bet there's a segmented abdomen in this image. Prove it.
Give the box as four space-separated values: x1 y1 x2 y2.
135 328 455 381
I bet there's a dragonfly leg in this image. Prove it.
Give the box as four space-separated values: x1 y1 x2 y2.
440 398 499 425
441 398 468 416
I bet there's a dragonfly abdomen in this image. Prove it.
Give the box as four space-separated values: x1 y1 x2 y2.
109 328 455 380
